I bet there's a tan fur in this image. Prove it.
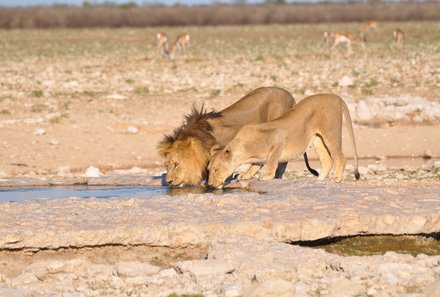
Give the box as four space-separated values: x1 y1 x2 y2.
158 87 295 186
360 20 379 34
156 32 169 58
392 28 405 52
328 31 365 54
208 94 360 188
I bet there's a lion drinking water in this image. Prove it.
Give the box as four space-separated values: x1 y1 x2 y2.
158 87 318 186
207 94 360 188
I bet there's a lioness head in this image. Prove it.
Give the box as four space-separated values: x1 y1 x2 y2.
158 137 211 186
207 144 238 188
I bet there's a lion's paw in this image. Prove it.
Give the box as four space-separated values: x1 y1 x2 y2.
259 174 275 181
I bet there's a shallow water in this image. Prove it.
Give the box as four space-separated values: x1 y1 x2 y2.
0 185 241 202
0 186 167 202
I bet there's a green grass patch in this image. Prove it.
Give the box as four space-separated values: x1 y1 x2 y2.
0 109 11 115
301 235 440 257
134 86 150 96
31 90 44 97
50 113 69 124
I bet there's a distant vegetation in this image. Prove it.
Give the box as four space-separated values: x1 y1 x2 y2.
0 2 439 28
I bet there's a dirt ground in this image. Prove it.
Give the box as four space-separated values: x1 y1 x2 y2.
0 23 439 178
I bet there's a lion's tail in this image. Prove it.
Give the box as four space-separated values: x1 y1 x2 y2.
341 100 360 180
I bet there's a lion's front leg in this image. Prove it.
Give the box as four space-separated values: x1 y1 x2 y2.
239 164 262 180
259 128 288 181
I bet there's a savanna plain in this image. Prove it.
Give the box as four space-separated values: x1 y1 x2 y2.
1 23 440 297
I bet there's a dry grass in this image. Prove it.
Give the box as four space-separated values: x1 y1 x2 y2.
0 3 440 28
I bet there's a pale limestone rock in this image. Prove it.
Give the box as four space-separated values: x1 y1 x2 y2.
127 125 139 134
338 75 354 87
176 260 235 276
49 139 60 145
87 263 116 277
116 261 160 277
123 276 150 286
159 268 177 277
106 94 127 100
220 284 243 297
84 166 102 178
244 279 295 297
425 280 440 297
10 272 39 286
33 128 46 136
328 277 364 297
377 262 414 285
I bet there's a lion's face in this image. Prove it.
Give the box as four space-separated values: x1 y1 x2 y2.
159 138 209 187
207 146 236 188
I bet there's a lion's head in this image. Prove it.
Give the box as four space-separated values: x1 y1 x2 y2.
207 145 236 188
158 105 220 186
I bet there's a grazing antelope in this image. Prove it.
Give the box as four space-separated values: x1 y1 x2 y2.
175 33 190 53
361 20 379 33
166 33 191 60
392 28 405 52
156 32 169 58
322 31 331 48
329 31 365 54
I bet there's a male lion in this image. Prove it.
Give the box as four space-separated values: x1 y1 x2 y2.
207 94 360 188
158 87 318 186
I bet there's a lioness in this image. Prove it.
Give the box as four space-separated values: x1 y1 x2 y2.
208 94 360 188
158 87 318 186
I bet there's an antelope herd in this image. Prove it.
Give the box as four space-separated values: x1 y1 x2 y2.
322 20 406 55
155 21 406 59
156 32 190 59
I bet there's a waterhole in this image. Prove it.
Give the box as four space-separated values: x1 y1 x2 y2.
0 185 241 202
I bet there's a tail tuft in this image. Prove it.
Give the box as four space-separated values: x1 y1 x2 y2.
354 170 360 180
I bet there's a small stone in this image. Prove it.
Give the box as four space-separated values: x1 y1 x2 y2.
85 166 102 178
338 75 354 87
49 139 60 145
127 125 139 134
33 128 46 136
106 94 127 100
116 261 160 277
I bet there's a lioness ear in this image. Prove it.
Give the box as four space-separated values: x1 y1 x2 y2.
210 144 222 157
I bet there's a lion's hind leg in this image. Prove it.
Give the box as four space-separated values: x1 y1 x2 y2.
319 134 346 183
259 128 288 181
313 136 333 181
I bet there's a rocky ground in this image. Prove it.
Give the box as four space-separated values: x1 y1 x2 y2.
1 23 440 296
1 179 440 296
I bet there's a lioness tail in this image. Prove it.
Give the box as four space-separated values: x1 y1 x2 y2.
341 100 360 180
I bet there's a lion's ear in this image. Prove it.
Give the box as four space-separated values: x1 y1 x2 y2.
210 144 222 157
